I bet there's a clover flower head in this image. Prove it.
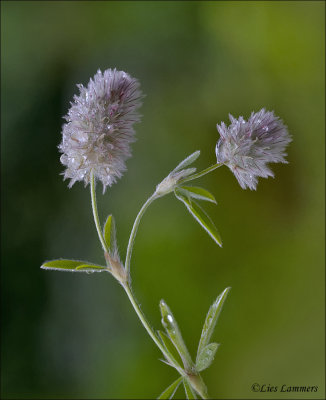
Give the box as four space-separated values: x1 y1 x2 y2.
215 108 291 190
59 68 143 191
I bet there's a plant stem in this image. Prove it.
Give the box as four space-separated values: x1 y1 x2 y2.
124 283 208 398
90 170 108 253
179 163 222 184
123 283 185 377
90 173 213 398
125 192 158 278
90 186 183 372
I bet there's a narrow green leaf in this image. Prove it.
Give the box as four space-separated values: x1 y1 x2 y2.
103 214 118 255
183 379 197 399
157 330 183 369
179 186 217 204
160 299 194 370
172 151 200 172
196 287 230 361
158 376 183 399
195 343 219 372
174 189 222 247
41 259 106 273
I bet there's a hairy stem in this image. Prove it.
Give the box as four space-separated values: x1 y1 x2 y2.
90 170 108 253
125 280 208 398
179 163 222 184
90 171 216 398
123 283 185 377
125 193 158 279
90 186 183 373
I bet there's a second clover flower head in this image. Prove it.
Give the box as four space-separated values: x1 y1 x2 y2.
59 68 143 192
215 108 292 190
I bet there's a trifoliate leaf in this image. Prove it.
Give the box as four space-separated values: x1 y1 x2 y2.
196 287 230 362
41 259 106 273
172 151 200 173
159 299 194 370
195 343 219 372
174 189 222 247
183 379 197 399
158 376 183 399
178 186 217 204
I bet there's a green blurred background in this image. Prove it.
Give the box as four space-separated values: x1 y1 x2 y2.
1 1 325 399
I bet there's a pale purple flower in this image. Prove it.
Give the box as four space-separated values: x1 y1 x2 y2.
215 109 291 190
59 68 143 191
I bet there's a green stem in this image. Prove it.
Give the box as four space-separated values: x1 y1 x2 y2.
125 193 158 278
179 163 222 184
126 282 208 398
123 283 185 377
90 170 108 253
90 172 212 398
90 185 181 370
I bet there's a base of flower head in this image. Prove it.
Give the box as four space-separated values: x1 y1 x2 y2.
61 159 126 193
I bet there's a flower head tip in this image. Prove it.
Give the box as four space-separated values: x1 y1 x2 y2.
215 108 291 190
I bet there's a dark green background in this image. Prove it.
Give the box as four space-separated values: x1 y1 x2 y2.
1 1 324 399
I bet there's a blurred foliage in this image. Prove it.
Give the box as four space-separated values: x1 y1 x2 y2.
1 1 324 399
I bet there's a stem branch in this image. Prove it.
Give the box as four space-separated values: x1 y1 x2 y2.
125 193 157 278
179 163 222 184
89 165 217 398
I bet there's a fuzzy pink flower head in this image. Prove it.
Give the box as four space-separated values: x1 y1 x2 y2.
59 68 143 191
215 109 292 190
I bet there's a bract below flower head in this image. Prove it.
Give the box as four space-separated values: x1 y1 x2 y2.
59 68 143 192
215 108 291 190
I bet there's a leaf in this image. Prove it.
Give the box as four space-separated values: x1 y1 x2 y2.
178 186 217 204
173 168 197 180
41 259 107 273
159 299 194 370
158 376 183 399
183 379 197 399
103 215 118 256
195 343 219 372
157 330 183 370
172 151 200 172
174 189 222 247
196 287 230 362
